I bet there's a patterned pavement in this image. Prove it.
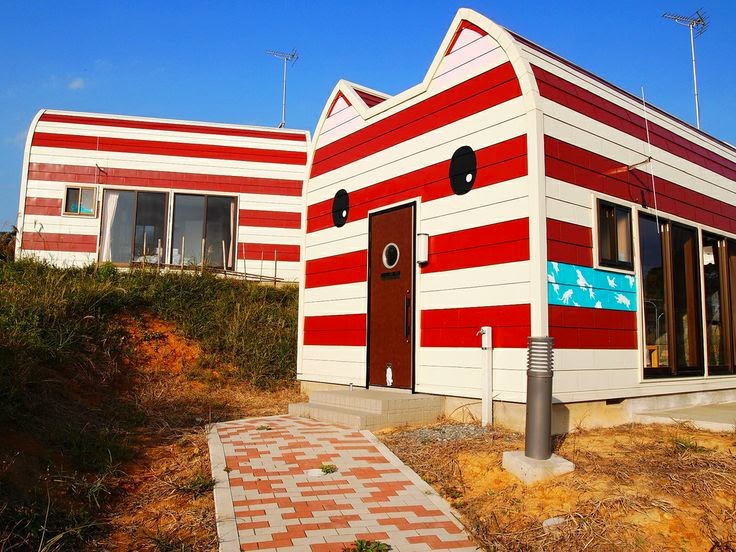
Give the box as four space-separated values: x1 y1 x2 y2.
207 415 477 551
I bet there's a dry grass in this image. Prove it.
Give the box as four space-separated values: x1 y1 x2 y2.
380 421 736 551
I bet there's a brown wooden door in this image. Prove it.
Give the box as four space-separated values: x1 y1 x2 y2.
368 203 415 389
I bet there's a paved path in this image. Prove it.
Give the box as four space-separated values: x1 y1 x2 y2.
208 415 477 551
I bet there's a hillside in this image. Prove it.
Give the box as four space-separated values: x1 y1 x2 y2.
0 260 302 551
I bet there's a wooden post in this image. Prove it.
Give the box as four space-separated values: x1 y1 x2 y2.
142 232 147 269
200 238 205 272
157 238 162 272
222 240 227 274
181 235 185 272
273 249 278 286
260 251 264 282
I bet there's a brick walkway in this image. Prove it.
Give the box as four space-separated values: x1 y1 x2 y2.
207 415 477 551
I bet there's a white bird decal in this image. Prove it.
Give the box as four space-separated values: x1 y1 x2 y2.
552 261 560 273
595 301 602 309
625 275 635 288
615 293 631 308
607 276 617 288
576 269 591 291
547 273 560 295
573 301 580 307
589 287 595 299
561 289 573 304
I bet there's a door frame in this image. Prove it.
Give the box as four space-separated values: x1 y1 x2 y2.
365 200 418 392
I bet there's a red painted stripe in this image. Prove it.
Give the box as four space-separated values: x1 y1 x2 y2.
533 65 736 181
422 218 529 274
39 112 307 142
303 313 366 346
421 304 530 348
305 250 367 289
546 219 593 267
27 163 303 197
24 197 62 216
355 89 386 108
546 137 736 235
239 209 301 229
32 132 307 166
311 62 521 178
549 305 637 349
21 232 96 253
237 243 300 262
327 92 352 117
307 135 527 233
445 19 488 55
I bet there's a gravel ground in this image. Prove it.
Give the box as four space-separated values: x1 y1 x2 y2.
391 422 507 443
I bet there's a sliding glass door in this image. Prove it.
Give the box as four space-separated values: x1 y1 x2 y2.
171 194 236 269
100 190 167 264
639 215 704 378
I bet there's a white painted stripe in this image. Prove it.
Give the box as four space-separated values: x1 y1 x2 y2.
17 250 96 266
308 100 527 200
420 282 530 310
422 261 530 292
29 148 306 180
305 219 368 260
237 227 302 241
418 347 525 371
430 35 507 95
22 214 100 232
304 282 366 304
35 122 308 152
237 260 300 282
302 345 365 363
237 195 303 208
302 297 365 317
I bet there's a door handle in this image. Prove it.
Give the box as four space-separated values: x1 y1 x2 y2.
404 292 411 341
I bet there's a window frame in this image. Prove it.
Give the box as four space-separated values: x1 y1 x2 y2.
63 185 97 217
98 188 169 266
169 193 238 271
597 199 634 271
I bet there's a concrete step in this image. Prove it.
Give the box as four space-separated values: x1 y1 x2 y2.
289 389 444 431
288 402 379 430
309 389 444 415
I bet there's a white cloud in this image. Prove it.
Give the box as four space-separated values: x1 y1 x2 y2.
68 78 85 90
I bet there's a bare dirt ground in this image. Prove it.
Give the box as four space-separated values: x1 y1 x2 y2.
88 315 304 551
380 421 736 551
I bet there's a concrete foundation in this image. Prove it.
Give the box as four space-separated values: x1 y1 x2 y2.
296 381 736 433
502 451 575 485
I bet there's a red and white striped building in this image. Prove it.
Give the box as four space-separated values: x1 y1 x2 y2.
16 110 309 282
297 9 736 429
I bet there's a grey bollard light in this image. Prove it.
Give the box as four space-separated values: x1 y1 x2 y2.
524 336 554 460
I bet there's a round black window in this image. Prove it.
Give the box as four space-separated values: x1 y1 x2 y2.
382 243 399 269
449 145 477 195
332 189 349 227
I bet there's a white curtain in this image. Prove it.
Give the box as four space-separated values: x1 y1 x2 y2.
99 191 119 262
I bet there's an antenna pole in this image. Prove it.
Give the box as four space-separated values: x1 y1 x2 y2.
281 56 288 129
266 49 299 128
662 10 708 130
690 23 700 129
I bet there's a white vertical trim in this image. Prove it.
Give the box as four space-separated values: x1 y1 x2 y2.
528 108 547 336
16 109 46 257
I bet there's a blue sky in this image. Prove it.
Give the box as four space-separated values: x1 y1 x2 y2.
1 1 734 230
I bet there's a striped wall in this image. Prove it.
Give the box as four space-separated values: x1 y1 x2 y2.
518 30 736 402
300 18 533 400
16 110 309 281
299 8 736 404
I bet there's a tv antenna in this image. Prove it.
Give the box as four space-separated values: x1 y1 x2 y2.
662 9 709 129
266 48 299 128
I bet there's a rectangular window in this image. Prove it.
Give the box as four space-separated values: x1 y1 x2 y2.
598 200 633 270
703 234 732 374
99 190 167 264
170 194 236 270
640 214 704 378
64 186 96 215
